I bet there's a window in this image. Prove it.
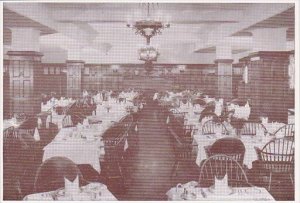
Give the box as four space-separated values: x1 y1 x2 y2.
49 67 55 74
55 67 60 75
23 61 30 77
44 67 48 74
288 55 295 89
13 61 20 77
84 67 90 75
243 66 249 84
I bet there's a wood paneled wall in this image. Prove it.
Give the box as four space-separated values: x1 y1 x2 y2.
239 51 292 123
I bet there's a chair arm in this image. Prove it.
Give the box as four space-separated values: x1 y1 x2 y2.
204 145 212 157
254 146 262 160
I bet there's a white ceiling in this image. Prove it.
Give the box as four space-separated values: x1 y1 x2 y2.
3 3 295 64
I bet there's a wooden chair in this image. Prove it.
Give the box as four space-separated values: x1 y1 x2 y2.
55 106 64 115
170 132 195 178
14 128 35 138
204 137 245 165
199 154 250 188
240 122 267 136
183 124 196 137
255 137 294 191
201 120 229 135
192 98 206 106
273 124 294 138
3 127 21 164
102 134 127 191
34 156 86 193
3 126 29 196
62 115 74 128
3 126 15 138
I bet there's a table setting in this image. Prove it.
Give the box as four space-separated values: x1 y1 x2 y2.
166 177 274 201
3 117 22 131
193 128 274 169
43 123 106 173
41 97 75 112
23 176 117 201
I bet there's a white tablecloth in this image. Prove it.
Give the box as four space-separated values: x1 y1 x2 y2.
24 182 117 201
51 114 66 129
263 122 286 135
41 99 75 112
166 186 274 201
193 133 273 169
43 139 103 173
43 126 105 173
3 118 21 131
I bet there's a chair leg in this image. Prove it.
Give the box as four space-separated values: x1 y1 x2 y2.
170 161 178 179
174 162 180 177
171 161 180 179
289 173 294 185
268 172 272 191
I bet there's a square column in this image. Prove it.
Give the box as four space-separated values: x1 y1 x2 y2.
7 51 43 116
215 59 234 101
66 60 84 98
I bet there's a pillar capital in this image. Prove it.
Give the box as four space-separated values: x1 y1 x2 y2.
214 59 234 64
66 60 85 64
7 51 43 61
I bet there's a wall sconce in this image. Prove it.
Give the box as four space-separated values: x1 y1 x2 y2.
177 65 186 73
111 65 120 73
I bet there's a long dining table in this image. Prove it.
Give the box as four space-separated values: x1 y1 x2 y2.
24 182 117 201
42 98 135 173
166 182 275 200
193 132 274 169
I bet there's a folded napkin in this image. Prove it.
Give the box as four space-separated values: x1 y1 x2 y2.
260 117 268 125
46 115 51 129
11 117 17 124
166 116 170 124
37 117 43 129
83 119 89 127
33 127 40 141
64 175 80 197
124 138 129 151
214 174 229 194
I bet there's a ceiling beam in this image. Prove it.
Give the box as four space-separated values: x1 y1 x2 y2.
193 3 294 52
4 3 98 48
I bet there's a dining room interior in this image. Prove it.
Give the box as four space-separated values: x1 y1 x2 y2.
1 1 297 201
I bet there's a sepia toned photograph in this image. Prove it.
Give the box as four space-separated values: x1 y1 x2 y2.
1 1 297 201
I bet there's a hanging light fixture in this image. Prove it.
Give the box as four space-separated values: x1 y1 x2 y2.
127 3 169 72
127 3 170 45
138 45 159 62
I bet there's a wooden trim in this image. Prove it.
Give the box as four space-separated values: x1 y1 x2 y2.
214 59 234 64
7 51 43 57
66 60 85 64
239 51 292 62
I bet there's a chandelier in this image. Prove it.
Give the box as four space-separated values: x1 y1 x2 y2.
127 20 170 44
138 45 159 62
127 3 169 71
127 3 170 44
